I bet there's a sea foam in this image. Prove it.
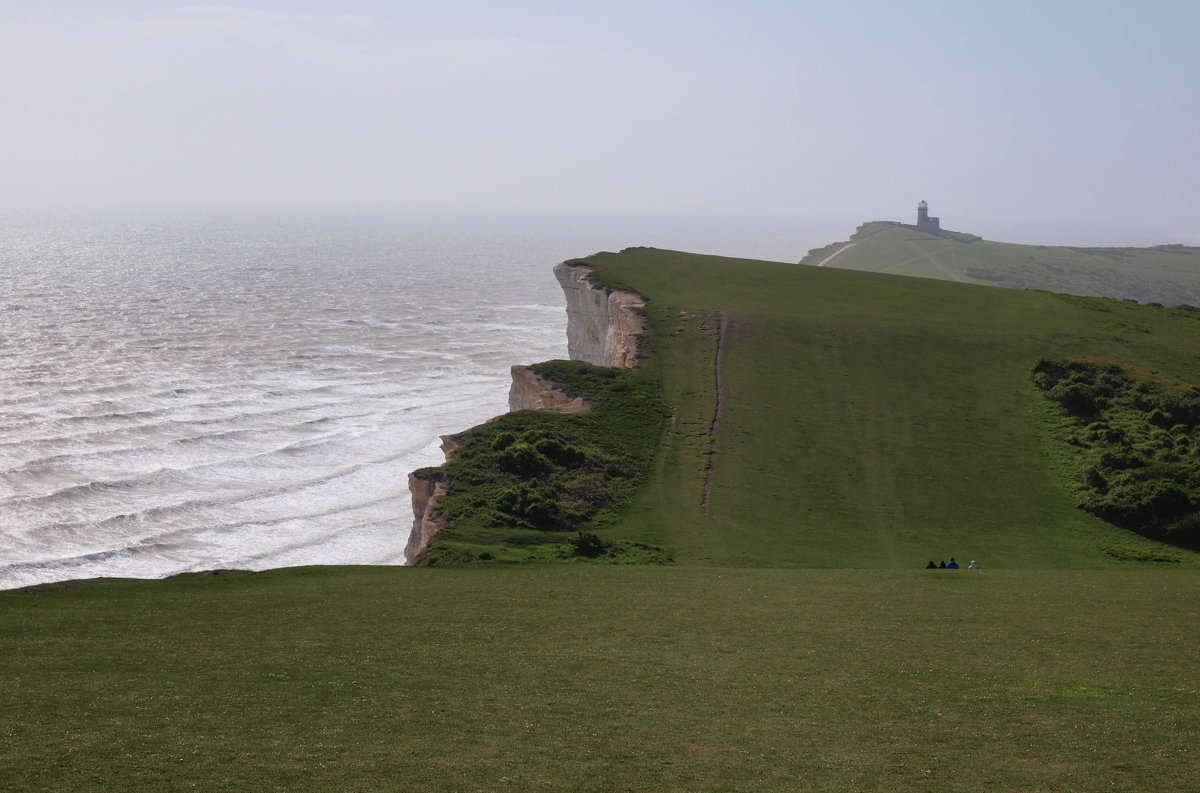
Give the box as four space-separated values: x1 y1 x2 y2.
0 214 567 589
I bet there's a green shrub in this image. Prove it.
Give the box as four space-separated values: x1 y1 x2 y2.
1050 382 1106 416
498 442 553 477
533 436 585 467
1099 479 1191 526
569 531 611 558
417 358 665 563
494 479 559 527
1033 357 1200 547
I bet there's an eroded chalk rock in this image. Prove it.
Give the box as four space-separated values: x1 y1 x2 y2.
508 364 589 413
553 262 646 368
405 260 647 564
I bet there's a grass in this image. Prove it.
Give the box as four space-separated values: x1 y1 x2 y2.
799 224 1200 306
575 248 1200 569
3 565 1198 792
9 244 1200 791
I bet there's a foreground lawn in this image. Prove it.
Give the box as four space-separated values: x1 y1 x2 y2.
3 565 1197 792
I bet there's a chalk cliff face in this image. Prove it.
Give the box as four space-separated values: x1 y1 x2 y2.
403 261 646 564
403 472 449 565
402 432 466 564
553 262 646 368
508 365 589 413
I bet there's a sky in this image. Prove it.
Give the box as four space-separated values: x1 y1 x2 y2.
1 0 1197 245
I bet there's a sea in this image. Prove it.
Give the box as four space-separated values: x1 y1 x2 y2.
0 211 828 590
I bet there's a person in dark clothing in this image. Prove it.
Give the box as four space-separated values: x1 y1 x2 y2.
925 560 938 569
938 560 947 568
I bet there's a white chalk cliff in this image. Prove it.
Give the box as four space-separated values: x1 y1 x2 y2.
508 365 590 413
553 262 647 368
402 432 465 565
404 261 645 564
403 472 449 566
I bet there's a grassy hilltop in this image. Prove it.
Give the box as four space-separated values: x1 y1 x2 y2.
802 222 1200 306
431 246 1200 568
5 248 1200 791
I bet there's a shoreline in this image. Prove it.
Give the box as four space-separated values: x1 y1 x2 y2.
403 259 649 564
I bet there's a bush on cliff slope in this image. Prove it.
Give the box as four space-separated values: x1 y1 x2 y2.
1034 357 1200 548
418 359 670 565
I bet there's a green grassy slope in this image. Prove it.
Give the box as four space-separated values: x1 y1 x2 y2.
580 248 1200 569
5 566 1199 792
800 223 1200 306
9 247 1200 792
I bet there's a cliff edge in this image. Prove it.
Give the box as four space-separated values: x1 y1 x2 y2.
403 261 646 564
402 432 467 565
508 365 590 413
554 262 647 368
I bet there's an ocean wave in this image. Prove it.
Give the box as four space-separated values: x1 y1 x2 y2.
0 213 571 589
0 441 429 539
0 525 208 585
5 467 189 510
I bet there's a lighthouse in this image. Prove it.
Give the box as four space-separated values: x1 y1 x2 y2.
916 200 940 233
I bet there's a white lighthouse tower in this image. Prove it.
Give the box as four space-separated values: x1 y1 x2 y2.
916 200 940 233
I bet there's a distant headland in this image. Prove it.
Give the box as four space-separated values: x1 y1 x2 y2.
801 206 1200 305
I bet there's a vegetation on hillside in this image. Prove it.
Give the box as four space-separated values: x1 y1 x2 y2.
1033 357 1200 548
573 247 1200 569
414 246 1200 570
14 245 1200 792
413 359 671 565
12 247 1200 790
802 224 1200 306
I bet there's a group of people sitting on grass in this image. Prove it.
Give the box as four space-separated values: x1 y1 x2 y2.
925 558 978 570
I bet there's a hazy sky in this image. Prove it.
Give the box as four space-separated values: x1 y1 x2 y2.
2 1 1197 244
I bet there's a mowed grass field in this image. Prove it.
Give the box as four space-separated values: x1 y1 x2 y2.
800 223 1200 306
4 566 1199 792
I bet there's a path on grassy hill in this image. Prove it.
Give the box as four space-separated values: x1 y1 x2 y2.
815 227 895 267
908 240 964 282
702 312 729 513
816 242 856 267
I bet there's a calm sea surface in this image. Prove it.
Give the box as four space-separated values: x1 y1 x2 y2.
0 212 825 589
